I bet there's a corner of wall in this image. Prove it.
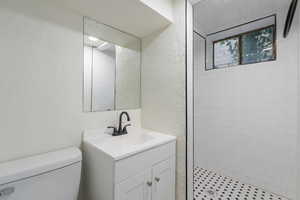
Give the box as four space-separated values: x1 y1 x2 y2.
140 0 186 199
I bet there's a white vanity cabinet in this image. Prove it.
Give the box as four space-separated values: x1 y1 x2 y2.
116 158 175 200
83 128 176 200
116 169 152 200
115 144 176 200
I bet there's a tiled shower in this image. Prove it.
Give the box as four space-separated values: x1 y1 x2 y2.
190 0 299 199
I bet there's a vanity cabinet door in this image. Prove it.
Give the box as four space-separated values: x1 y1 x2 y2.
115 169 152 200
152 157 176 200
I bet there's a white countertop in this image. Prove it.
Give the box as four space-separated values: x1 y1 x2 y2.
83 127 176 161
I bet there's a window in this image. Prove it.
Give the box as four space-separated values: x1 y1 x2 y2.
212 25 276 69
213 37 240 69
242 26 275 64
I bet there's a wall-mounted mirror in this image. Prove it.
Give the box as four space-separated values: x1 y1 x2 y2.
83 17 141 112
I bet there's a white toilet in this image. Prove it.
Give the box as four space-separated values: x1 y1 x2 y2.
0 148 82 200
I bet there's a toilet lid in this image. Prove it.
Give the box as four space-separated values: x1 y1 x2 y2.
0 147 81 185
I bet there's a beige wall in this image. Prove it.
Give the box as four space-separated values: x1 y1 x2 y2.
141 0 186 199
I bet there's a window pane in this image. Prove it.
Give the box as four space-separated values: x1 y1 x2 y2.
213 37 240 69
242 26 275 64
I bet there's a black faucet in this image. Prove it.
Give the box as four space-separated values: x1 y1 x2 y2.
107 111 131 136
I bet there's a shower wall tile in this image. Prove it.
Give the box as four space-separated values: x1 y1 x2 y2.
193 7 298 199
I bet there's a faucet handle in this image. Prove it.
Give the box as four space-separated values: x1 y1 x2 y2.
107 126 117 134
122 124 131 133
107 126 117 130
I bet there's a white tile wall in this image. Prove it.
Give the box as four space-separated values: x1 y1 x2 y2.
193 7 298 199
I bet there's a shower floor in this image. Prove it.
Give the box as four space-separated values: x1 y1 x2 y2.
193 167 288 200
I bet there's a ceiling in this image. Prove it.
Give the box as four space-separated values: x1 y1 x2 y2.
57 0 172 38
193 0 292 34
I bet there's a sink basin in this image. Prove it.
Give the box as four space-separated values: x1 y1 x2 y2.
106 132 155 146
83 127 176 160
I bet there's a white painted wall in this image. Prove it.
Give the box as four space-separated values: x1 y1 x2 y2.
116 46 141 110
141 0 186 199
193 7 298 199
0 0 141 167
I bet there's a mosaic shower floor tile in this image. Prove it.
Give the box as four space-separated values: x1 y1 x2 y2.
193 167 289 200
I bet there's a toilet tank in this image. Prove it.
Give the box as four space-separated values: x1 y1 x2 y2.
0 148 82 200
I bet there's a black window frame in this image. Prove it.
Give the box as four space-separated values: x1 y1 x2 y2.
212 25 277 70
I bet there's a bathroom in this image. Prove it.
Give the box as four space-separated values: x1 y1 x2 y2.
0 0 299 200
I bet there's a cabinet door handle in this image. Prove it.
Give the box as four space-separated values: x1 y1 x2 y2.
155 177 160 182
147 181 152 187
